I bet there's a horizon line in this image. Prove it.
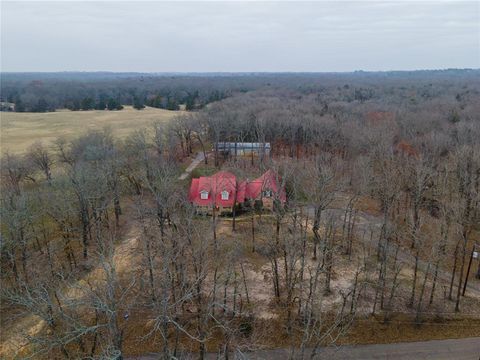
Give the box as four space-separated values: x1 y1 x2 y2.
2 68 479 75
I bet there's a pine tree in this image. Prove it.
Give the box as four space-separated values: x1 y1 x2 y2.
107 98 123 110
81 97 95 110
14 98 25 112
185 93 196 110
166 97 179 110
34 98 49 112
133 96 145 110
96 99 107 110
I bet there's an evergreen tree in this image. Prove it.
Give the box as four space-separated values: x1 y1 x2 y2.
153 95 163 108
185 93 196 110
81 97 95 110
133 96 145 110
166 97 179 110
72 100 81 111
14 98 25 112
96 99 107 110
107 98 123 110
146 95 164 108
34 98 49 112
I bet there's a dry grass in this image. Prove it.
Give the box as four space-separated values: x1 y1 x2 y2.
0 106 184 154
344 315 480 345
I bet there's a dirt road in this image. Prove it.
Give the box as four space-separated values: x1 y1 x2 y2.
127 337 480 359
247 337 480 359
179 152 205 180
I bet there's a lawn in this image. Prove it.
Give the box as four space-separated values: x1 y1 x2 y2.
0 106 184 153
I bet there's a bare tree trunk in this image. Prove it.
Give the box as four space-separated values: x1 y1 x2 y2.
409 250 419 307
240 262 250 305
416 262 431 324
384 260 401 322
196 135 208 165
455 230 468 312
429 262 438 305
273 258 281 298
251 212 255 252
312 206 321 260
449 239 460 300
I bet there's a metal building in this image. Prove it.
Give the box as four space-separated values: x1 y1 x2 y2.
215 142 271 156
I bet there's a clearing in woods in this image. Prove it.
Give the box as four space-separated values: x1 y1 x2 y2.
0 106 183 153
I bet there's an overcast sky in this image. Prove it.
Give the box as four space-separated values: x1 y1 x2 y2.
1 1 479 72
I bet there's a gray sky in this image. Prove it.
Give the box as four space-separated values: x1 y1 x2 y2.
1 1 479 72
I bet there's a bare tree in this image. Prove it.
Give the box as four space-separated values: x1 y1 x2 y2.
27 141 54 183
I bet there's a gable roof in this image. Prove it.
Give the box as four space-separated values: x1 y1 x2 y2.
236 180 247 204
188 178 200 202
246 169 286 202
197 171 236 193
190 171 237 207
189 169 286 208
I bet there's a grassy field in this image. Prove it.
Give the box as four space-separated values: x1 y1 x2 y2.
0 106 183 153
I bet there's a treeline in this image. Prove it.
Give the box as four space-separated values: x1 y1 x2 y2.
0 73 239 112
1 69 479 112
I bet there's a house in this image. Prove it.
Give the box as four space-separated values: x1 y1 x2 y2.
245 169 287 210
215 142 271 157
188 169 285 214
189 171 238 213
0 102 15 112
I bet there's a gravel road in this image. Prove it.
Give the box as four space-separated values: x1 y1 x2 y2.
127 337 480 359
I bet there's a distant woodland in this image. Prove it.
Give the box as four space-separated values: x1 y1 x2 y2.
1 69 478 112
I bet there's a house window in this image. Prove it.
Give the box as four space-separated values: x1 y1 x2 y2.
200 190 209 200
221 190 229 200
263 189 273 198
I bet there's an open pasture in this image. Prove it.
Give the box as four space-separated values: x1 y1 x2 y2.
0 106 182 153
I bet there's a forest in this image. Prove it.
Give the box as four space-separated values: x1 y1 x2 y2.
1 69 477 112
1 70 480 358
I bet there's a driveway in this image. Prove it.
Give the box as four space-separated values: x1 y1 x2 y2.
127 337 480 359
179 152 205 180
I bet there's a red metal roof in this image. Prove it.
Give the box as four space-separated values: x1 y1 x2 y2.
246 169 286 202
190 171 237 207
189 170 286 208
237 180 247 203
188 178 200 202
